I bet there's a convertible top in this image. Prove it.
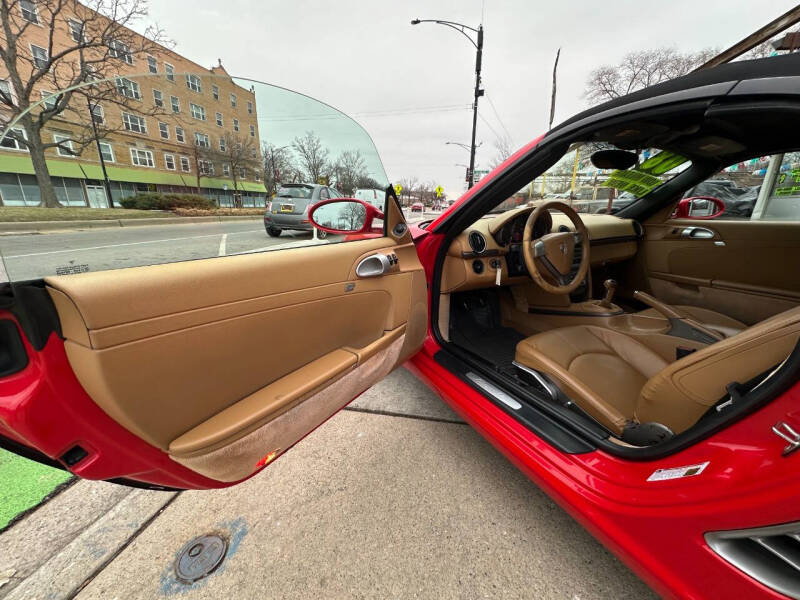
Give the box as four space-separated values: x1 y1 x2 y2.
549 53 800 136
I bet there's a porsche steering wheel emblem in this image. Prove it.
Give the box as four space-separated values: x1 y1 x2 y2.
559 242 568 255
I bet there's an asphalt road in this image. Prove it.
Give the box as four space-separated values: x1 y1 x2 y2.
0 212 435 282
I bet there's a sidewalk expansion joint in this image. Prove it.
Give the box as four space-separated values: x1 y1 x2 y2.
343 406 466 425
68 491 182 600
0 476 78 536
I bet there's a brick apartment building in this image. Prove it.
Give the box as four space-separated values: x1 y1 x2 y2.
0 0 267 208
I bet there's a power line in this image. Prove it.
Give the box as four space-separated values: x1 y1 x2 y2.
477 110 503 142
258 103 472 123
485 93 512 141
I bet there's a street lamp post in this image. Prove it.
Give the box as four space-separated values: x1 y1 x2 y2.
412 18 484 189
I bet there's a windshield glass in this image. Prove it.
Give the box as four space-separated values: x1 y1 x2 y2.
0 72 389 282
488 142 691 215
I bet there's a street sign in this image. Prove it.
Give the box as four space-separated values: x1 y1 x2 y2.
434 185 444 198
394 184 403 196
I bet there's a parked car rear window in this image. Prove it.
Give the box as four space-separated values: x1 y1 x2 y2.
278 186 313 199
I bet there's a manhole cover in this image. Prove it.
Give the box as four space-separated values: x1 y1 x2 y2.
174 534 228 583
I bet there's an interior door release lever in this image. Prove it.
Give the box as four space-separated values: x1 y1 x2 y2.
356 254 391 278
681 226 714 239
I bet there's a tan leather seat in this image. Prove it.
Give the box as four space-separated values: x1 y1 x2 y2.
638 305 745 338
515 306 800 437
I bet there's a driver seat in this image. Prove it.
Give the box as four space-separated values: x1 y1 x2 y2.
514 306 800 438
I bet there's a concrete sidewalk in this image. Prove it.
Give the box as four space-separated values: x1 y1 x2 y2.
0 368 656 600
0 214 262 234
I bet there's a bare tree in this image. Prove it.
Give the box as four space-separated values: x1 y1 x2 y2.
332 149 368 195
262 142 298 195
216 133 260 206
584 47 718 105
0 0 171 207
292 130 329 183
188 141 214 195
489 135 514 169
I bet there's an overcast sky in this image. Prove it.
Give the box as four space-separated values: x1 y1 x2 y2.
145 0 797 195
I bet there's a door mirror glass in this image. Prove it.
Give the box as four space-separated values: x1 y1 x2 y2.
675 196 725 219
309 199 381 233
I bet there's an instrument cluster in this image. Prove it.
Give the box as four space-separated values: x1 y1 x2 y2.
494 210 553 246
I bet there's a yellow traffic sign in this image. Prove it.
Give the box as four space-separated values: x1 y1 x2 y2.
434 185 444 198
394 184 403 196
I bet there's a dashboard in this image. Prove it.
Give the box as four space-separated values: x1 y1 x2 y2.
441 205 641 294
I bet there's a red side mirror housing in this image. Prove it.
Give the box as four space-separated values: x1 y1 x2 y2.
308 198 384 234
675 196 725 220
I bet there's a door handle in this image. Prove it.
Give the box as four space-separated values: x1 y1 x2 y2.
356 254 391 278
681 226 715 239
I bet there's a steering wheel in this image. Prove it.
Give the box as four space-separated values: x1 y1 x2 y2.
522 201 590 294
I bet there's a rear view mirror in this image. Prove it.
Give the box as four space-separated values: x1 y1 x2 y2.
675 196 725 219
309 198 383 234
590 149 638 170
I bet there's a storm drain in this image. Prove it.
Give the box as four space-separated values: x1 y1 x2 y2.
174 534 228 583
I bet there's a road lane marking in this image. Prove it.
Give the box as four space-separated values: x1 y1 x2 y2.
218 234 227 256
4 229 262 258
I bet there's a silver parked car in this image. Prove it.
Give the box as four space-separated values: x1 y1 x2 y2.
264 183 342 237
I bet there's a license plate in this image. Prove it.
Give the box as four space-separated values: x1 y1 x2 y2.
280 204 294 213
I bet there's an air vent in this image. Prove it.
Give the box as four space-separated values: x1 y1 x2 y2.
558 225 571 233
468 231 487 254
706 521 800 599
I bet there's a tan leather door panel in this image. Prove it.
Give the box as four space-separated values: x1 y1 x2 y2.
642 220 800 325
45 218 427 482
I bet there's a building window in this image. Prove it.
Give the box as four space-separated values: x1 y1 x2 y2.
212 85 219 101
198 159 214 175
164 63 175 82
40 90 57 110
239 168 246 179
108 39 133 65
194 132 209 147
158 121 169 139
249 124 255 137
170 95 180 113
230 93 236 108
215 112 223 127
90 103 104 124
222 163 230 176
152 88 163 108
0 127 27 151
20 0 38 23
53 134 75 157
233 118 239 132
219 137 226 152
247 101 253 114
130 148 155 167
116 77 141 100
186 74 202 93
190 103 206 121
0 79 13 104
68 19 85 43
180 156 191 172
122 112 147 134
147 55 157 74
164 153 176 170
175 127 185 143
254 171 260 182
98 142 115 162
30 45 48 70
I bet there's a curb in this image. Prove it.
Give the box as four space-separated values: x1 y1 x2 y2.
0 215 262 234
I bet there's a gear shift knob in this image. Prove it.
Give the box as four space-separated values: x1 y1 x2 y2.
599 279 617 308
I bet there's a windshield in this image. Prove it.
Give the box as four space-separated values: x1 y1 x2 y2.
0 72 389 282
488 142 691 215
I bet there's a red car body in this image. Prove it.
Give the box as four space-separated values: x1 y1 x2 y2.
3 55 800 600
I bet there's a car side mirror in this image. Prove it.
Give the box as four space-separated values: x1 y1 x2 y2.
309 198 384 234
675 196 725 219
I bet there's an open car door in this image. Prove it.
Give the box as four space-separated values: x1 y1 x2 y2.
0 73 428 489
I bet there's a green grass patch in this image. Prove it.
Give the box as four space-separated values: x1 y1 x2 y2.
0 207 171 222
0 449 72 529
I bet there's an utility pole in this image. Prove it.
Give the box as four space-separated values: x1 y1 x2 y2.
412 18 484 189
549 48 560 130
